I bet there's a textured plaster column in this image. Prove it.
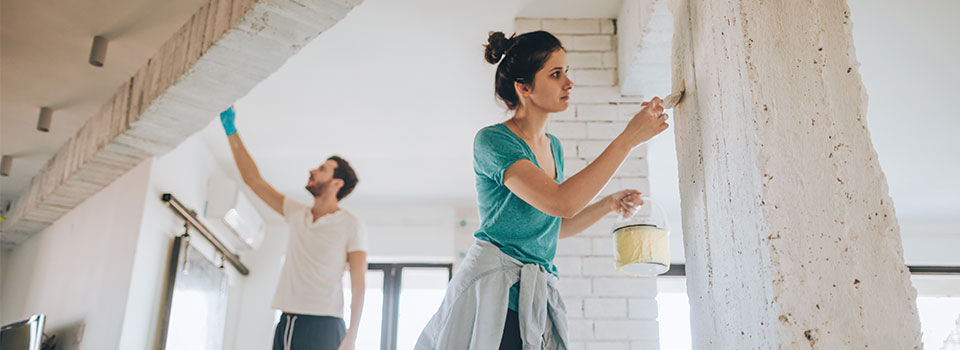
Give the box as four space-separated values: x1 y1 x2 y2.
668 0 922 348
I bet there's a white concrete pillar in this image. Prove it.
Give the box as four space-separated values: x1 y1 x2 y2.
668 0 922 348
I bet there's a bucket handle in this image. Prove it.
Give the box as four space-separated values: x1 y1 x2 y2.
639 196 671 232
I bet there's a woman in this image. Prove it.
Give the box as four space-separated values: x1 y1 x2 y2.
416 30 668 349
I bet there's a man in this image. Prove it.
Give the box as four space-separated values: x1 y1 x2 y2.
219 107 367 350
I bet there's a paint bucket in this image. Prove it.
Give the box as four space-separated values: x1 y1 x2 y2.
612 197 670 276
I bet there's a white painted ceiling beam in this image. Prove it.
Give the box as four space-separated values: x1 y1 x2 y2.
0 0 363 248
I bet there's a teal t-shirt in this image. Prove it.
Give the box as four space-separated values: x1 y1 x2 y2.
473 123 565 310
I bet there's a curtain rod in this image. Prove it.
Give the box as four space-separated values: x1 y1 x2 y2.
161 193 249 275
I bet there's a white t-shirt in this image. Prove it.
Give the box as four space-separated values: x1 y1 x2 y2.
271 196 367 317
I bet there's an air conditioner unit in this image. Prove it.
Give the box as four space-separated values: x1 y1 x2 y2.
206 177 265 251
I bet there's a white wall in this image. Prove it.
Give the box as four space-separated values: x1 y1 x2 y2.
350 199 465 263
228 221 289 350
0 158 152 349
0 117 295 350
0 127 256 350
118 127 260 349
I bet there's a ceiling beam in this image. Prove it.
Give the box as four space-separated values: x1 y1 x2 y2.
0 0 363 248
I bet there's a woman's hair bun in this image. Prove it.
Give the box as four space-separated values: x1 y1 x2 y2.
484 31 512 64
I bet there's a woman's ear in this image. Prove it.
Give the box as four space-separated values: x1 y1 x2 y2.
514 81 532 98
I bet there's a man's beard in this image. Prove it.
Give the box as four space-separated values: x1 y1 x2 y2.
305 181 328 198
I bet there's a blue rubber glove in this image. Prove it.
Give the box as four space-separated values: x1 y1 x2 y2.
220 106 237 136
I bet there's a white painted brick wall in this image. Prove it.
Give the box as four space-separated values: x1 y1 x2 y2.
543 19 602 34
515 18 541 34
593 278 657 297
630 340 660 349
587 122 628 140
565 297 585 318
555 256 584 277
595 320 659 340
567 52 606 69
569 87 618 104
591 238 616 256
565 158 589 175
548 121 589 139
558 237 593 256
601 19 616 34
566 35 615 51
583 257 622 277
554 107 576 121
602 52 618 67
587 342 630 350
569 319 596 340
584 298 627 318
519 18 660 350
559 277 594 297
571 69 618 86
577 104 620 121
577 140 613 158
628 298 659 319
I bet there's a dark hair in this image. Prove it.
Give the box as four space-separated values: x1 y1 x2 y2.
484 30 564 110
327 155 358 200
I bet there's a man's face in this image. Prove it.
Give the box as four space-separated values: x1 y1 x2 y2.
305 159 339 198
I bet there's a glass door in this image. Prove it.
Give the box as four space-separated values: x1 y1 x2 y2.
342 269 385 350
355 263 452 350
396 267 450 349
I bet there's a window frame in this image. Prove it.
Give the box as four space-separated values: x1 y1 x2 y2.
367 263 453 350
657 264 960 349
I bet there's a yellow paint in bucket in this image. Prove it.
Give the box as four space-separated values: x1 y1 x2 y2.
613 224 670 276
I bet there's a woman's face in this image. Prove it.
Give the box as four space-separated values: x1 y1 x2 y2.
521 49 574 113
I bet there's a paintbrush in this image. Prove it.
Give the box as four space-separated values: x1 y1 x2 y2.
662 80 686 109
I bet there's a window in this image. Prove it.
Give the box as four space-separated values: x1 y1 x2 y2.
911 272 960 349
396 268 450 349
654 265 959 349
657 276 692 350
160 237 229 350
342 269 385 350
342 263 452 350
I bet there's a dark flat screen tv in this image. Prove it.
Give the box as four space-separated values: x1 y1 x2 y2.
0 314 45 350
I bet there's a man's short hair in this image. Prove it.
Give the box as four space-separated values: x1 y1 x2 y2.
328 155 358 200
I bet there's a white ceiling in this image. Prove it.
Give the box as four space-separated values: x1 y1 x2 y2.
199 0 538 205
2 0 956 259
0 0 207 205
847 0 960 228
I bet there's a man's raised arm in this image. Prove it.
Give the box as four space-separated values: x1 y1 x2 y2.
221 107 284 214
